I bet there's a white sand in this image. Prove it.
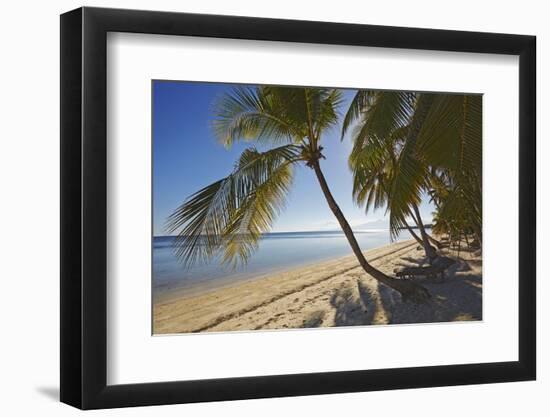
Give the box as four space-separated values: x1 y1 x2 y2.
153 239 482 334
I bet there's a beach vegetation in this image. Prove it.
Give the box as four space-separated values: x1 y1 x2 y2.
343 91 482 259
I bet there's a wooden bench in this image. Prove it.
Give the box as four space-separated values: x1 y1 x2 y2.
395 265 446 281
395 257 456 282
393 256 456 281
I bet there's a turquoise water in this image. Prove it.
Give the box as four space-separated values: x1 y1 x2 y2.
152 230 409 299
153 230 410 300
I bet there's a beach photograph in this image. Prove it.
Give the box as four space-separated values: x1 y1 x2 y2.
152 81 482 335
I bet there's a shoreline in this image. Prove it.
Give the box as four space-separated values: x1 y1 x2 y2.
153 238 413 304
153 239 482 334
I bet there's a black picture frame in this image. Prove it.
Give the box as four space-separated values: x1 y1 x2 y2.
60 6 536 410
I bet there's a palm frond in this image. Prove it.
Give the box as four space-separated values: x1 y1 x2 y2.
341 90 375 140
417 95 482 174
387 94 435 238
345 88 482 244
354 92 416 149
309 89 344 139
213 86 345 148
417 94 482 241
347 92 416 223
165 144 302 268
212 86 306 147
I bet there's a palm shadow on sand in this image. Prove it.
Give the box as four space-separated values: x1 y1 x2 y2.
388 260 482 324
300 258 482 329
398 254 429 267
327 280 398 327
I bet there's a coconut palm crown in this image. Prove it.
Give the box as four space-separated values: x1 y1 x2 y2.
344 90 482 254
166 86 342 267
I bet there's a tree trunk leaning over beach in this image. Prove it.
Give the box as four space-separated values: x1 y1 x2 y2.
403 219 424 246
410 204 442 249
427 234 443 249
411 203 438 264
405 214 442 256
344 91 439 264
311 160 430 303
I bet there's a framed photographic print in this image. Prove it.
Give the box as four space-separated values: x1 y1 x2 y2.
60 6 536 409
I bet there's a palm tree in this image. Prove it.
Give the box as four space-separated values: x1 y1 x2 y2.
344 91 438 262
347 124 415 244
348 123 437 256
415 94 482 247
343 90 481 262
166 86 430 303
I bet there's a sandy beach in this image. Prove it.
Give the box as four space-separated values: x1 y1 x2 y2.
153 239 482 334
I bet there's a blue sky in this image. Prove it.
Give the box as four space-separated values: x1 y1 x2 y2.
152 81 434 236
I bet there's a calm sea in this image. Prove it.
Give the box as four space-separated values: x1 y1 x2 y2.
153 230 410 301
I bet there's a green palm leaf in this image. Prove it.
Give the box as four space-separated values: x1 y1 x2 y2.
165 144 302 268
417 94 482 240
213 86 343 148
352 92 415 149
212 86 305 147
387 94 435 237
341 90 375 140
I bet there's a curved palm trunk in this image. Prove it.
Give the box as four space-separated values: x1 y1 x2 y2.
406 216 441 249
427 234 442 249
403 219 423 246
312 161 430 303
411 204 438 264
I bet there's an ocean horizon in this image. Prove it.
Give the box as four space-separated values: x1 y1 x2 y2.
153 229 414 301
